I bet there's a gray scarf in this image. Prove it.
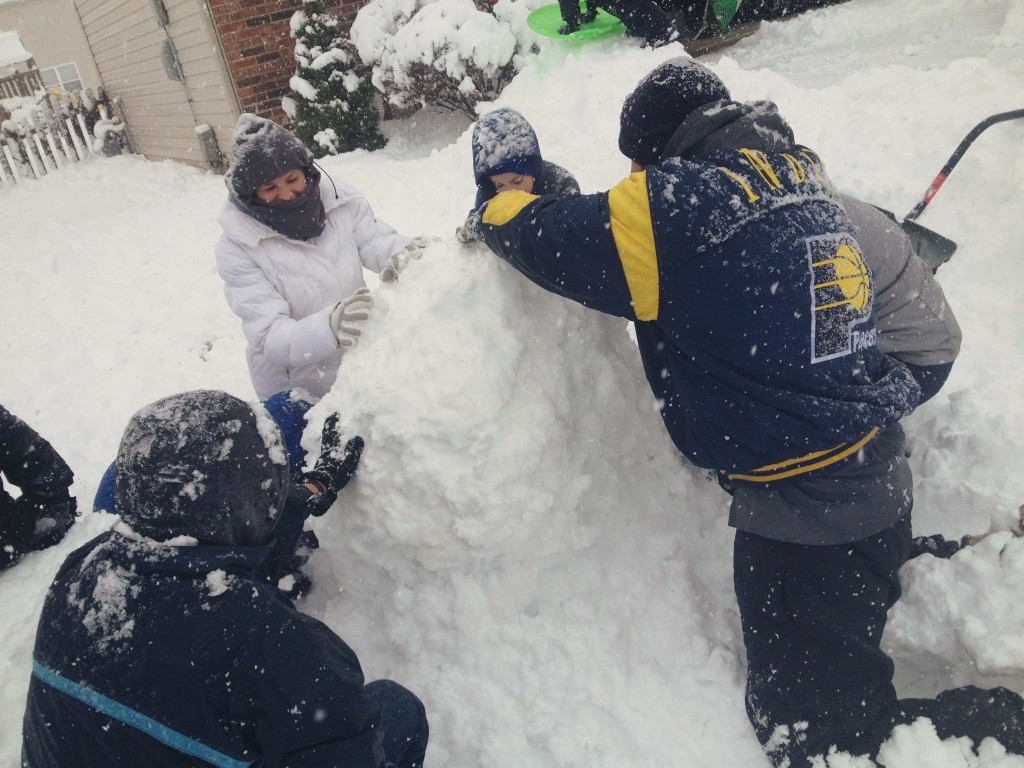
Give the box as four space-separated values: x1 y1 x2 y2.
232 166 327 241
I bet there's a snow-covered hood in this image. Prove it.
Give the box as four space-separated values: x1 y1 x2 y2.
115 390 289 547
472 107 544 187
661 99 795 161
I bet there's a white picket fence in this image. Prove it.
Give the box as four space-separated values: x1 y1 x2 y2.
0 95 128 187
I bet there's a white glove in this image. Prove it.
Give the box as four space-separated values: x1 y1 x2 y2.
329 288 374 348
379 236 439 282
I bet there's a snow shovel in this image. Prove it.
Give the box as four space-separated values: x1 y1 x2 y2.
877 108 1024 273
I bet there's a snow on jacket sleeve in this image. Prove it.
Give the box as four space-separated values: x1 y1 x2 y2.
215 236 339 372
478 180 643 319
843 195 962 367
0 404 74 500
347 195 411 274
1 405 74 568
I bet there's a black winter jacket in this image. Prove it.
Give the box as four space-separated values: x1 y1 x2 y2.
23 531 385 768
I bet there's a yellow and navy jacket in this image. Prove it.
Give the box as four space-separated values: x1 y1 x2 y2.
481 131 920 485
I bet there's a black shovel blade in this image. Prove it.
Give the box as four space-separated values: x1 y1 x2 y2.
874 207 958 274
901 218 957 273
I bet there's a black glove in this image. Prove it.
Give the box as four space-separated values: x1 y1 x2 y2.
302 415 364 516
22 493 78 551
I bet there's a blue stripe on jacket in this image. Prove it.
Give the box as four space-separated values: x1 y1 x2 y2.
32 661 255 768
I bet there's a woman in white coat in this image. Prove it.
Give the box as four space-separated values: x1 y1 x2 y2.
216 113 422 400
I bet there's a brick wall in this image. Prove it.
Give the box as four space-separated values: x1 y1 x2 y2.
208 0 367 127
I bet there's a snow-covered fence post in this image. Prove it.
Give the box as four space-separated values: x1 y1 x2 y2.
46 94 76 166
76 113 95 154
55 127 74 162
2 129 24 183
44 128 65 169
65 117 86 161
22 136 43 178
24 106 59 172
2 145 21 183
31 130 53 172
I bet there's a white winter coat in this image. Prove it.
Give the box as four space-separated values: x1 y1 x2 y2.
216 176 410 399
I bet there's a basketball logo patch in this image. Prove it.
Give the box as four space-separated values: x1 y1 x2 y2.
807 234 875 362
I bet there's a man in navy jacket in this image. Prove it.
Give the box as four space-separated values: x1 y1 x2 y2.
22 390 428 768
478 58 1021 765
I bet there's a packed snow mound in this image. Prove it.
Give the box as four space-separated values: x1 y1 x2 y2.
312 239 722 570
304 237 754 764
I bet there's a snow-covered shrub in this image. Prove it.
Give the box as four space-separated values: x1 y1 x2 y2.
351 0 541 118
288 0 386 156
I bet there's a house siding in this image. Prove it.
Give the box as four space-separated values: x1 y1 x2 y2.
74 0 241 168
0 0 102 92
11 0 372 168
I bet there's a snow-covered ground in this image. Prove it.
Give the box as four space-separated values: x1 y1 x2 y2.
2 0 1023 765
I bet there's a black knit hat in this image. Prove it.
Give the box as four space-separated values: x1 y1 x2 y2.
619 57 731 166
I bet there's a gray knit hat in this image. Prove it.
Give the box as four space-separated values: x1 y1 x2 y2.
225 113 314 200
618 57 731 166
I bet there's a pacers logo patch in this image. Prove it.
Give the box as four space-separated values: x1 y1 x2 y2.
807 234 875 362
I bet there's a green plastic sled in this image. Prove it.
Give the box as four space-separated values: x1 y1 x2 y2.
527 2 625 41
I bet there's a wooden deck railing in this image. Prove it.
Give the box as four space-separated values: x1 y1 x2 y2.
0 68 44 99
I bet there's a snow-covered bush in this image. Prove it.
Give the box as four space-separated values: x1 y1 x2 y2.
287 0 386 156
351 0 541 118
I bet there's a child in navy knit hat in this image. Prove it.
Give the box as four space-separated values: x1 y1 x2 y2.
457 107 581 243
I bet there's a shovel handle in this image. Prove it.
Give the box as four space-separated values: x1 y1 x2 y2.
905 108 1024 221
